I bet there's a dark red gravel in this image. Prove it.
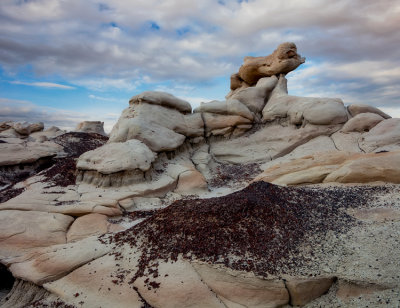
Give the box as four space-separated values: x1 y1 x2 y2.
102 181 390 288
39 132 108 188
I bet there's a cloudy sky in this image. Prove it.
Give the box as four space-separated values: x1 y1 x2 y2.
1 0 399 132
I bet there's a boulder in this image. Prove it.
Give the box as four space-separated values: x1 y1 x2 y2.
347 104 391 119
8 236 111 285
0 210 73 258
194 99 254 120
256 150 400 185
129 91 192 113
231 42 305 89
11 121 44 135
75 121 107 136
0 142 61 166
262 75 348 125
77 139 155 174
341 112 384 133
359 118 400 152
228 76 278 114
66 213 110 242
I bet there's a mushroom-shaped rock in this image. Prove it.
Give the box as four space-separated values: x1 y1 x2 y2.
77 139 155 175
194 99 254 120
262 75 348 125
129 91 192 113
231 42 305 90
75 121 107 136
347 104 391 119
341 112 384 133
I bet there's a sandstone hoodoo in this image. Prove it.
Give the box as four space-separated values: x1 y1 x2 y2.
1 43 400 307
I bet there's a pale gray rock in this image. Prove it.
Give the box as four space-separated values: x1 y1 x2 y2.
228 75 278 114
262 75 348 125
203 112 251 135
75 121 107 136
194 99 254 120
347 104 391 119
77 139 155 174
341 112 384 133
359 118 400 152
0 141 61 166
129 91 192 113
12 121 44 135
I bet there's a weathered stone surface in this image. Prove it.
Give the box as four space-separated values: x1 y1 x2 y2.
203 112 252 133
75 121 107 136
133 258 226 308
77 139 155 174
229 76 278 114
211 123 341 164
347 104 391 119
175 168 208 194
324 150 400 183
44 252 143 308
256 150 400 185
262 75 348 125
193 262 289 308
359 118 400 152
336 281 389 301
0 141 61 166
194 99 254 120
109 117 186 152
129 91 192 113
285 277 335 306
8 236 111 285
341 112 384 133
66 213 110 242
0 210 73 258
231 42 305 89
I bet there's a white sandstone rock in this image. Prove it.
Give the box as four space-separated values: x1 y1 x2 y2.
262 75 348 125
77 139 155 174
194 99 254 120
359 118 400 152
129 91 192 113
341 112 384 133
347 104 391 119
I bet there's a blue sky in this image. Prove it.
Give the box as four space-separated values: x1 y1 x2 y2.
1 0 399 132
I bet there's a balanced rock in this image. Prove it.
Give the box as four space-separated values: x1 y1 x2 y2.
230 42 305 90
75 121 107 136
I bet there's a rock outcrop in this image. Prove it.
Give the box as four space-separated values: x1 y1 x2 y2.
1 42 400 307
229 42 305 92
75 121 107 136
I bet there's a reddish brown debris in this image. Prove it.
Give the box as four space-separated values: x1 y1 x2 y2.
102 181 390 289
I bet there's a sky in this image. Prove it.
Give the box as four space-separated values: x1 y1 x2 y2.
0 0 399 132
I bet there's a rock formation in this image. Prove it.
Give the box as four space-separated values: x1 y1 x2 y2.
75 121 107 136
229 42 305 94
1 43 400 307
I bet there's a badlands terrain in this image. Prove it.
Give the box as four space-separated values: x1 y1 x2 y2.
0 43 400 307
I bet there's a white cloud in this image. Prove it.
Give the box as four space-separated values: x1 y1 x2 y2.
10 81 75 89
